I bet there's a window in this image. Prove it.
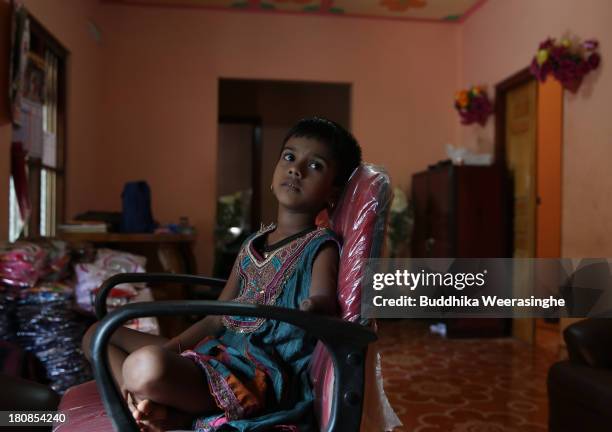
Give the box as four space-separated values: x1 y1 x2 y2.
9 15 66 241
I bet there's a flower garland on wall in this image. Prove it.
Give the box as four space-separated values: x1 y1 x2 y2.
453 86 493 126
530 37 601 92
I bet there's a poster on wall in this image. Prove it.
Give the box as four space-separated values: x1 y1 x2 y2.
22 54 46 104
12 98 43 159
9 3 30 126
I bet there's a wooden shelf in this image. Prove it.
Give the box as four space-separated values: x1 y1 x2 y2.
57 232 196 243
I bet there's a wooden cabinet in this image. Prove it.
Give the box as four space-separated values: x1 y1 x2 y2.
412 161 509 258
411 161 510 337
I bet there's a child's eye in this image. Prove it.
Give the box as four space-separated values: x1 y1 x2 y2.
308 161 323 170
282 152 294 162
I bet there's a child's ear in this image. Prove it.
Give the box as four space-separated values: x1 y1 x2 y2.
327 186 342 213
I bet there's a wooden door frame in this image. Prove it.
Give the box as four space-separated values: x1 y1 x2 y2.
495 67 536 259
218 115 263 231
494 67 534 166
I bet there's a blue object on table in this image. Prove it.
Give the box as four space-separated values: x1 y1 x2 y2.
120 181 155 233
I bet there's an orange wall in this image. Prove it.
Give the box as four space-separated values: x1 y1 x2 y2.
0 0 105 240
93 5 459 272
459 0 612 257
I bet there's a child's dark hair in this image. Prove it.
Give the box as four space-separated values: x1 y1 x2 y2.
282 117 362 186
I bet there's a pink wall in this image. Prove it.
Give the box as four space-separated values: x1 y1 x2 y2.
0 0 105 240
3 0 609 268
459 0 612 256
94 5 459 272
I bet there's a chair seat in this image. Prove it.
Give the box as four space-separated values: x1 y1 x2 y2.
54 381 191 432
53 381 112 431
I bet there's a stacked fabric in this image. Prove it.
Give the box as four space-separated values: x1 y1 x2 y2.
0 289 17 341
0 242 48 287
1 243 158 393
15 282 91 394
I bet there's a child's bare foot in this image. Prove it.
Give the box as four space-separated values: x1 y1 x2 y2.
126 394 192 432
133 398 168 422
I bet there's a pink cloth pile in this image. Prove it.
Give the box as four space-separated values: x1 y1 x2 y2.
0 242 48 287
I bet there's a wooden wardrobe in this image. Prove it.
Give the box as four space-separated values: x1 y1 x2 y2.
411 160 511 337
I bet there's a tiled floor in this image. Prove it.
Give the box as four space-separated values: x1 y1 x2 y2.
377 320 560 432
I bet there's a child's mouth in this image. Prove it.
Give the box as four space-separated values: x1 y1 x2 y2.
281 182 301 192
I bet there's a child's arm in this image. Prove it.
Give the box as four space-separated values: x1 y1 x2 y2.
164 264 241 352
300 242 339 316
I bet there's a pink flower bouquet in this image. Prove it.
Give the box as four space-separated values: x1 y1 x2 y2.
530 37 601 92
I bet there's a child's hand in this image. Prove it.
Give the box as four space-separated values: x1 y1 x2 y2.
300 295 338 315
299 298 315 312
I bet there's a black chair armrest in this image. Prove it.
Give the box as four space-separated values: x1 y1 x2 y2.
91 301 376 432
95 273 226 319
564 318 612 368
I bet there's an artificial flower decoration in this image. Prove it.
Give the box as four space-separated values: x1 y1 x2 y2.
530 37 601 92
380 0 427 12
454 86 493 126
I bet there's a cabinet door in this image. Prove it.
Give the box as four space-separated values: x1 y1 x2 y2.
455 166 507 257
427 166 454 257
411 172 429 257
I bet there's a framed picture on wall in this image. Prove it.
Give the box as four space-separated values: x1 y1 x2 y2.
23 53 46 103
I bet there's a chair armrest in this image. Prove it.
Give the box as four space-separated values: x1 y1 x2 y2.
91 301 376 432
564 318 612 368
95 273 226 319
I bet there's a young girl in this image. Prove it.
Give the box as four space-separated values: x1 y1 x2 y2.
82 117 362 432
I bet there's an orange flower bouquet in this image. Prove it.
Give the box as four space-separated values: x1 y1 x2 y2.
454 86 493 126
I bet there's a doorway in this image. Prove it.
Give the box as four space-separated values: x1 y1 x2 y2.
495 69 563 348
214 79 351 278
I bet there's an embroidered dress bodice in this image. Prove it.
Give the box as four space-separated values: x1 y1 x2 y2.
222 224 323 334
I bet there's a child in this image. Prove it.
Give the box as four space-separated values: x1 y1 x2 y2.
83 117 362 431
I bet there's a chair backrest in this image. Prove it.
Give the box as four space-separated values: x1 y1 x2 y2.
310 164 392 429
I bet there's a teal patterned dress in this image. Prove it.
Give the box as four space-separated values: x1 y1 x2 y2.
181 225 339 431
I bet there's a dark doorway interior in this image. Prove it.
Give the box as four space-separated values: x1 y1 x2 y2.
214 79 351 277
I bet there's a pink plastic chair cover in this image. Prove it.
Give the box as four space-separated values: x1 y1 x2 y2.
53 381 112 431
309 164 398 431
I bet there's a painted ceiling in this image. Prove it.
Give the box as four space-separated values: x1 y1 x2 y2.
106 0 486 22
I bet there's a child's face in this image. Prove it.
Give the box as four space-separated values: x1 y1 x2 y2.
271 136 338 214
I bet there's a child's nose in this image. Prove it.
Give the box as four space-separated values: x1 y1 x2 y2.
288 165 302 178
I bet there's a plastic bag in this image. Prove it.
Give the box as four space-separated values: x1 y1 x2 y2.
74 249 146 312
0 242 47 287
